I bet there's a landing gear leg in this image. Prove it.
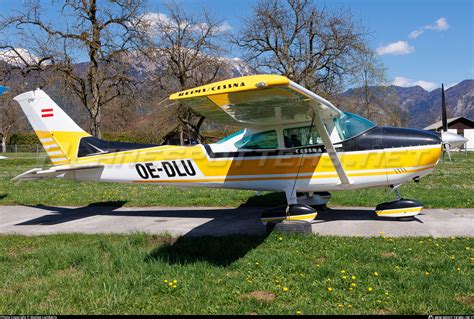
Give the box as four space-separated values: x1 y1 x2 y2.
297 191 331 210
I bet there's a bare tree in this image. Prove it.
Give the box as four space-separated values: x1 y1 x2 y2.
145 0 230 144
0 0 149 138
0 90 22 152
349 46 386 119
234 0 366 97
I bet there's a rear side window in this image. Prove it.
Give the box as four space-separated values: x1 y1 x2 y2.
234 130 278 149
283 126 322 148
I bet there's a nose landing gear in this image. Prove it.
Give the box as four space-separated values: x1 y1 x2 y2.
375 185 423 220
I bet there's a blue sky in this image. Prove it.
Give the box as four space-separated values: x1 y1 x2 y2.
1 0 473 90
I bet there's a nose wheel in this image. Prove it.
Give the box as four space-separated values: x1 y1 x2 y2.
375 185 423 219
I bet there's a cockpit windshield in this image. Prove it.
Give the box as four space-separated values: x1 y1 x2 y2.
334 112 376 140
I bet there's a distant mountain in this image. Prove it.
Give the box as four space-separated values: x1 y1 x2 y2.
2 50 472 130
343 80 474 128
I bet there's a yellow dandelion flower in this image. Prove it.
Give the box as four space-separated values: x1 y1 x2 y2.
255 262 259 265
341 275 347 279
384 292 389 296
456 267 461 271
466 247 470 250
424 272 430 276
173 279 177 284
296 310 302 315
351 275 356 280
341 270 346 274
338 304 344 308
348 287 353 292
470 257 474 261
348 304 353 308
164 279 168 283
450 256 455 260
278 237 283 241
374 272 379 277
435 243 439 247
172 285 177 288
351 283 357 287
168 282 173 286
283 287 289 292
368 287 373 292
327 287 333 292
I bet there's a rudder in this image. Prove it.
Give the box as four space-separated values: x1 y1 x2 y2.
14 89 90 165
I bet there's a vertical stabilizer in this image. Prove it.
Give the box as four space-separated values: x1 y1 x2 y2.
14 89 90 165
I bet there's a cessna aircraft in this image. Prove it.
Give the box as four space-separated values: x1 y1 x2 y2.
12 74 466 222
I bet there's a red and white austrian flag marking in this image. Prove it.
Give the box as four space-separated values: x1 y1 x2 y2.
41 108 54 118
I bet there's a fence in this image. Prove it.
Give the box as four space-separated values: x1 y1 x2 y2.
1 144 47 159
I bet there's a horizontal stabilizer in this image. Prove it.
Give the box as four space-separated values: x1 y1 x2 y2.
12 164 103 181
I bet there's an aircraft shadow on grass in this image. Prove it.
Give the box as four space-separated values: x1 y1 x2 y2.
16 199 270 266
13 193 421 266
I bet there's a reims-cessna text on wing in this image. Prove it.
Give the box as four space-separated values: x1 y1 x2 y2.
12 74 462 222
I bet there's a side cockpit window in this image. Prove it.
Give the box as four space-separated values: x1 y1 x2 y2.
283 126 322 148
234 130 278 149
334 112 376 140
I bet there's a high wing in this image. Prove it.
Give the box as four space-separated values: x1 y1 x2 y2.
12 163 104 181
169 74 350 184
169 74 341 127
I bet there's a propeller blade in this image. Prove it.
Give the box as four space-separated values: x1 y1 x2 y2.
445 143 452 162
441 83 448 132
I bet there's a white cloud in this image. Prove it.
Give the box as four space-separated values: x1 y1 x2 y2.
142 12 231 36
393 76 438 91
215 21 232 33
408 29 424 39
376 41 415 56
426 17 449 31
408 17 449 39
0 48 40 66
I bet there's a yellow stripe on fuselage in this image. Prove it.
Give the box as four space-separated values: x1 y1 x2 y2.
70 143 441 181
133 164 436 184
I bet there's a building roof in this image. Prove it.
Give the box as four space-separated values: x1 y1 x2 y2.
424 117 474 130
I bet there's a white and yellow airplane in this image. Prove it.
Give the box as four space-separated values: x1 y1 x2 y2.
13 74 461 222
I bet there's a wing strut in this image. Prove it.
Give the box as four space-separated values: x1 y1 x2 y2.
313 110 351 185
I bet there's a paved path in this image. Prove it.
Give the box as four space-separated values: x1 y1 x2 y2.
0 205 472 237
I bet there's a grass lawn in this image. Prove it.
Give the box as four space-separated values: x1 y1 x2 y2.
0 232 472 314
1 152 473 208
